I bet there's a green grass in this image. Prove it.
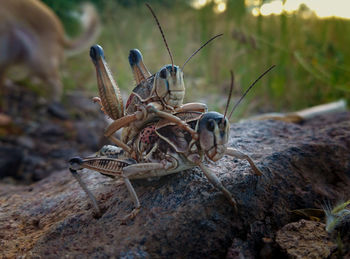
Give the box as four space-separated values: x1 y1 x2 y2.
60 1 350 119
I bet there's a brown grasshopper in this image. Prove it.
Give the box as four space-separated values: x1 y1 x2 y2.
90 4 222 154
69 66 275 220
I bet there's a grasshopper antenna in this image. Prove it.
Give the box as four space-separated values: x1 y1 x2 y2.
181 34 223 71
146 3 174 72
223 70 234 123
228 65 276 120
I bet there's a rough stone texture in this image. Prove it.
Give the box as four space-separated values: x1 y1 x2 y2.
276 219 337 258
0 112 349 258
0 90 107 183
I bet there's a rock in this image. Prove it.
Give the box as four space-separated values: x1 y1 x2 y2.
0 85 108 185
0 112 349 258
47 102 69 120
0 146 24 179
65 91 102 118
17 136 35 150
226 238 255 258
276 219 337 258
75 121 103 150
0 113 12 126
22 155 48 181
34 123 66 139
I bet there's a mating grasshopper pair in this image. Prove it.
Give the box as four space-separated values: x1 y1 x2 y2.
69 4 274 220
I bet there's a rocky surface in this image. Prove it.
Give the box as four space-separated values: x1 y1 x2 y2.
276 219 337 259
0 88 107 183
0 111 349 258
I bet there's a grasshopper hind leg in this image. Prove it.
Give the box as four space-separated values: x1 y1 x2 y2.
121 176 141 223
90 45 124 121
129 49 152 84
69 156 142 221
69 157 103 218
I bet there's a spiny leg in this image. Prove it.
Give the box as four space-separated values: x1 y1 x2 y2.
198 163 238 212
92 96 108 116
175 102 208 113
147 105 198 140
225 148 262 176
70 156 170 220
104 113 140 137
101 112 140 155
90 45 124 120
144 142 159 160
104 104 198 146
93 98 147 156
69 158 102 217
120 176 140 222
118 161 170 221
69 156 132 218
108 135 133 155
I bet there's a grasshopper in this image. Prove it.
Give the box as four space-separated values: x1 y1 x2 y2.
90 4 222 154
69 66 275 220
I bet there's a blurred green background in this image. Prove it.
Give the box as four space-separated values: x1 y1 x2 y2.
43 0 350 118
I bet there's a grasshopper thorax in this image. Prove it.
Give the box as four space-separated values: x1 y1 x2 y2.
153 64 185 109
197 112 230 162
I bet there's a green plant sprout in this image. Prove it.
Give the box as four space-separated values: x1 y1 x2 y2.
324 199 350 233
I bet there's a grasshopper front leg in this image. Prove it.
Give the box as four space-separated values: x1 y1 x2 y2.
104 104 199 143
225 148 263 176
198 163 238 212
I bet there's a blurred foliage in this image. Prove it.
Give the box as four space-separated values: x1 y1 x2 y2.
41 0 85 36
43 0 350 118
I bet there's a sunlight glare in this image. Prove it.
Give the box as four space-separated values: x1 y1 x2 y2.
191 0 209 9
214 1 227 14
191 0 228 13
304 0 350 19
250 0 350 20
260 0 283 16
251 7 260 17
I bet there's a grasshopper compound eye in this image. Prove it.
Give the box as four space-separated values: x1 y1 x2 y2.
206 120 215 132
159 68 167 79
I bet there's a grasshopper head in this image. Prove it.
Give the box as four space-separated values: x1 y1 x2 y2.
154 65 185 109
198 112 230 162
